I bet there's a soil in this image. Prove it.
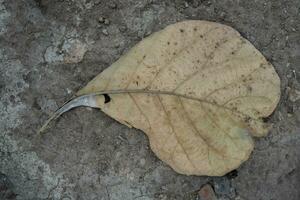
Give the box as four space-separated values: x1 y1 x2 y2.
0 0 299 199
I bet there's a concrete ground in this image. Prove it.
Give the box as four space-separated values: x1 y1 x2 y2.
0 0 299 199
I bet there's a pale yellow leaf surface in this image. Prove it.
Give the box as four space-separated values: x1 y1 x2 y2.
76 20 280 176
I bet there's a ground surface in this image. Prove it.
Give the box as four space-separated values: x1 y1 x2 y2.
0 0 299 199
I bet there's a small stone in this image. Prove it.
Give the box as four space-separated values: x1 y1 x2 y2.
213 177 236 199
102 29 109 36
98 16 105 23
140 158 146 166
98 17 110 25
66 88 72 94
220 11 227 19
144 30 152 36
184 1 189 8
198 184 217 200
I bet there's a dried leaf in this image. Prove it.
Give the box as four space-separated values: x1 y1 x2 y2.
41 20 281 176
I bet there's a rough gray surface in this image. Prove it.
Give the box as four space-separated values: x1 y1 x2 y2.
0 0 299 199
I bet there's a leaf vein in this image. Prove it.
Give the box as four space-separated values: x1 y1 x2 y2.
156 94 198 171
199 102 239 151
178 97 224 162
146 27 219 89
127 93 152 132
222 95 273 106
203 63 264 100
173 37 245 92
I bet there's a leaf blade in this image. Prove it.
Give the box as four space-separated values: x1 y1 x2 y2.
76 20 280 176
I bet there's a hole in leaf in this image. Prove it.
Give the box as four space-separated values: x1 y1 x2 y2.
103 94 111 104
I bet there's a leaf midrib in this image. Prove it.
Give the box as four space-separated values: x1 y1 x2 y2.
78 89 266 121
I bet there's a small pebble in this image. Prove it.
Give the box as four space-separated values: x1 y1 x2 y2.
213 177 236 199
184 1 189 8
220 11 227 20
144 30 152 37
98 16 105 23
98 17 110 25
102 29 109 36
198 184 217 200
66 88 72 94
140 158 146 166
